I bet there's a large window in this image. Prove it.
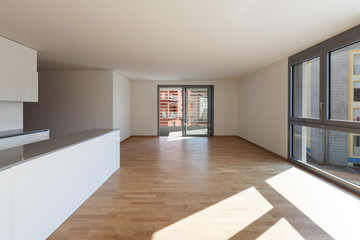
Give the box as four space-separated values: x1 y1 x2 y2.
289 25 360 194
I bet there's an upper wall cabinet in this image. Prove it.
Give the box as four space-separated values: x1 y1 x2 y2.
18 68 38 102
0 36 38 102
0 63 18 101
0 37 37 70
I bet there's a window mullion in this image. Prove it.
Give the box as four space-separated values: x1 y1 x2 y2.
320 49 328 124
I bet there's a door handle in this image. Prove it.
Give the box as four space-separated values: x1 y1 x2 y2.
320 102 325 111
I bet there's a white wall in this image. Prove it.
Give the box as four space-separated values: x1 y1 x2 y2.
131 80 158 135
24 70 132 141
24 70 114 138
131 79 238 136
113 71 131 141
238 59 288 157
0 102 23 131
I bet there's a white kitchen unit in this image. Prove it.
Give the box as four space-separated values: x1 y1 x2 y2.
0 36 38 102
17 68 38 102
0 169 12 240
0 63 18 101
0 36 37 70
0 129 49 150
0 129 120 240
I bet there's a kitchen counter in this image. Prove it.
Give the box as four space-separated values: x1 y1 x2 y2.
0 128 48 139
0 128 117 171
0 128 120 240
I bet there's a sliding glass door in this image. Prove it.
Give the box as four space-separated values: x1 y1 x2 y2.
183 88 210 136
158 86 213 137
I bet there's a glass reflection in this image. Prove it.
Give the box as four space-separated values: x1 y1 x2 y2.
292 125 360 186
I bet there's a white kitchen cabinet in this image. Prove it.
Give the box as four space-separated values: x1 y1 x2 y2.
0 63 18 101
0 65 38 102
0 36 37 71
0 36 38 102
0 169 12 240
18 68 38 102
0 130 120 240
10 130 120 240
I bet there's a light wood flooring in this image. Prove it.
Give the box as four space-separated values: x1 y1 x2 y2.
48 136 360 240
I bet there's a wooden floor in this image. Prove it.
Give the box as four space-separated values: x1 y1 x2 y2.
49 136 359 240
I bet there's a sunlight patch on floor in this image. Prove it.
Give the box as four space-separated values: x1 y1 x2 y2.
166 131 194 142
152 187 273 240
256 218 304 240
266 167 360 240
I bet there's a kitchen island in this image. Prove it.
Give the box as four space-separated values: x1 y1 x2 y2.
0 129 120 240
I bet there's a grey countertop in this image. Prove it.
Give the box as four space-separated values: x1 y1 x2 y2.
0 128 49 139
0 129 118 172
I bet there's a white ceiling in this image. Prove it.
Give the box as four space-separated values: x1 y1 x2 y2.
0 0 360 80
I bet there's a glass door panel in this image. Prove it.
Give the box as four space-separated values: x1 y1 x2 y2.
158 87 183 136
184 88 209 136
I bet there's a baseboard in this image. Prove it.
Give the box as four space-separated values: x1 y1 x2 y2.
127 135 238 138
213 135 239 137
130 135 158 137
237 136 287 161
120 135 158 144
120 136 132 144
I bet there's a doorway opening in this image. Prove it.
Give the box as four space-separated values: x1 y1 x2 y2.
158 85 214 136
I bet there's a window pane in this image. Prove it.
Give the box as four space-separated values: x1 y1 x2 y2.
292 125 360 186
353 108 360 121
292 57 320 118
330 42 360 122
354 136 360 155
354 54 360 74
354 83 360 101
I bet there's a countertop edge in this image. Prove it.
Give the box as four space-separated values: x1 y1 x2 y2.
0 129 120 172
0 129 49 139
